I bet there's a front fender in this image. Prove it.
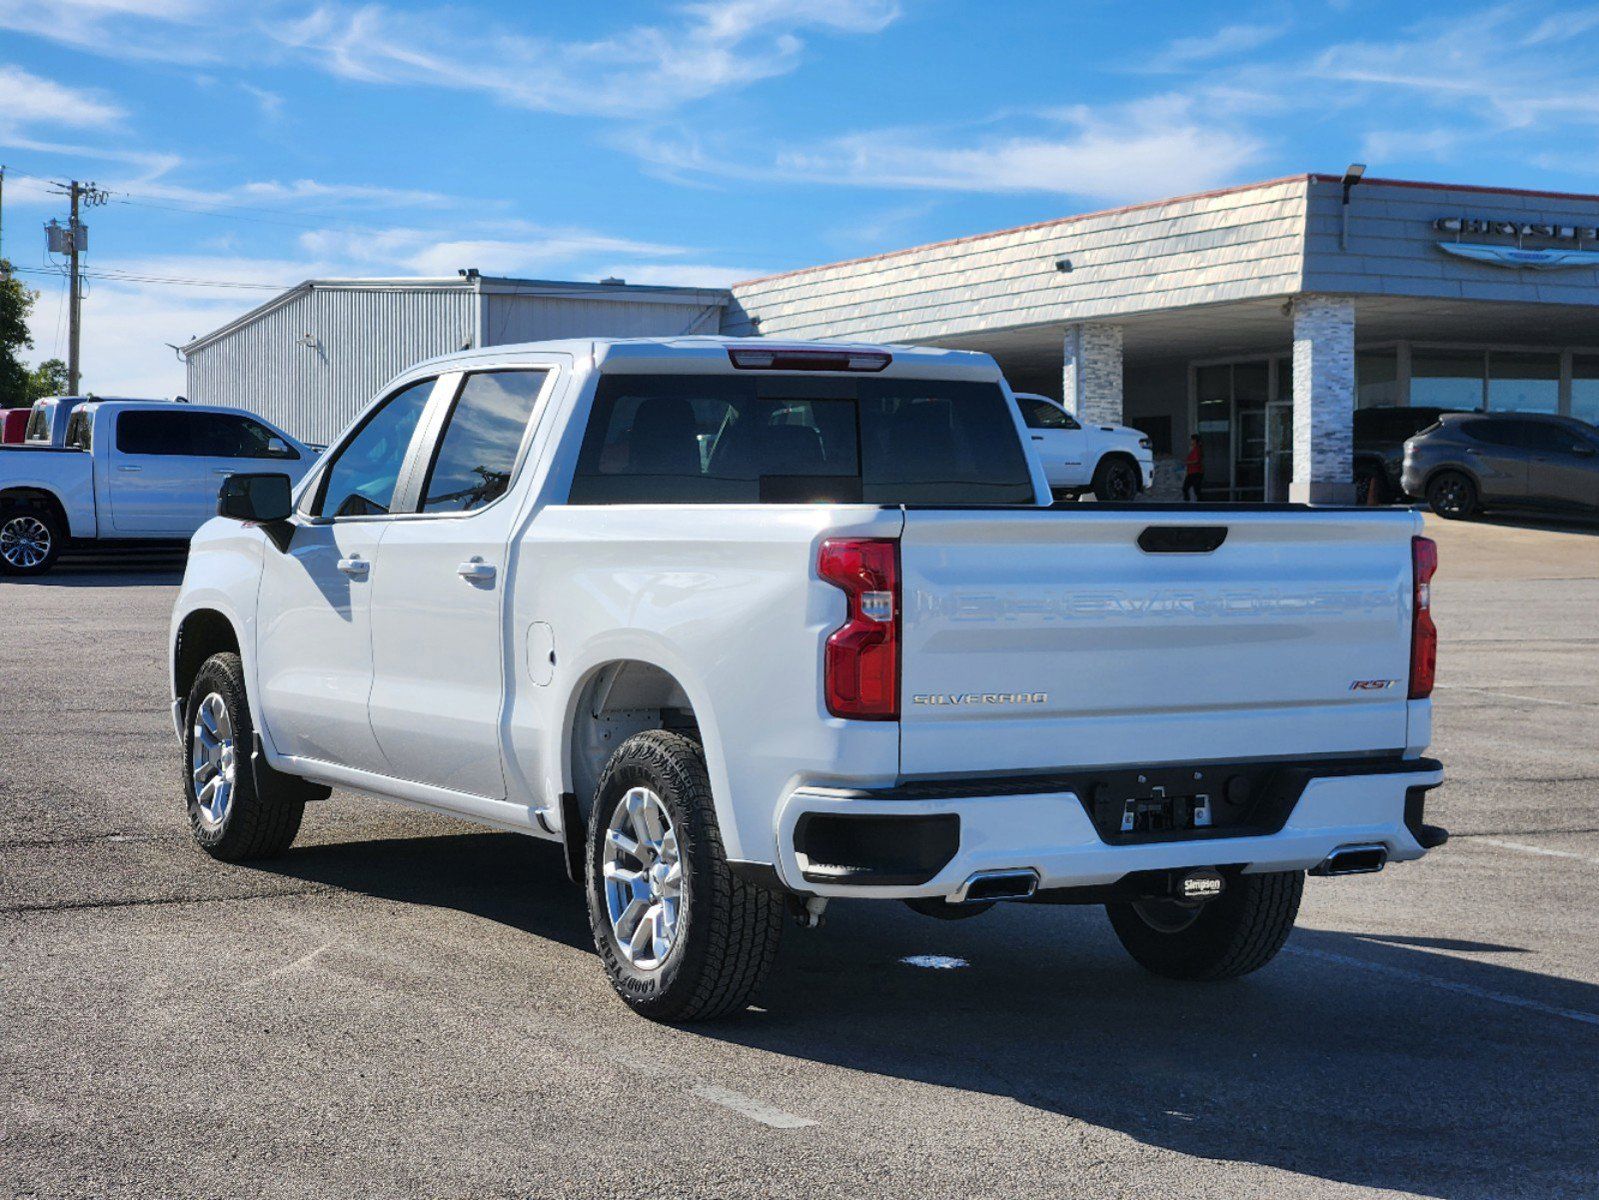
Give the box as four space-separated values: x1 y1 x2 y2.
169 521 268 747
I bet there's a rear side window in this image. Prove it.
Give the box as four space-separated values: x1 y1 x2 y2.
314 378 436 518
65 411 92 451
569 375 1035 505
419 370 547 513
1461 419 1519 447
1019 397 1078 430
24 406 48 442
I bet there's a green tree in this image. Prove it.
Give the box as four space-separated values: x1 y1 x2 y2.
26 358 68 401
0 262 43 408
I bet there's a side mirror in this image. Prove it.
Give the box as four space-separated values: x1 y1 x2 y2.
218 472 293 522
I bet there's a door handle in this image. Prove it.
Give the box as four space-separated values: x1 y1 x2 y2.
117 465 142 473
1031 435 1044 441
336 556 369 578
457 558 496 583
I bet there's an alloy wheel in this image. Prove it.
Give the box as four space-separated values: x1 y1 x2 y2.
1104 463 1137 501
190 692 237 828
0 515 51 570
602 786 684 971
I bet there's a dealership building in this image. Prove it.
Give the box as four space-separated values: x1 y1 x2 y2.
184 172 1599 502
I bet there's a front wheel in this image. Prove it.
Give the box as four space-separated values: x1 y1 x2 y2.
1426 470 1478 519
0 506 63 576
1106 870 1303 981
1091 457 1140 502
183 652 304 861
585 730 783 1022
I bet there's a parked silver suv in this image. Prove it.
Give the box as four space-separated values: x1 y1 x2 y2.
1401 412 1599 519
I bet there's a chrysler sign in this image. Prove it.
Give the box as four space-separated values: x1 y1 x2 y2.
1434 215 1599 270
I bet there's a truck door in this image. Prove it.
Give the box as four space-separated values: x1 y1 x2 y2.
1520 420 1599 509
109 409 306 534
254 377 438 772
366 368 554 799
1017 395 1087 489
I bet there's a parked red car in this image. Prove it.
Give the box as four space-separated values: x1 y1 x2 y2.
0 408 30 444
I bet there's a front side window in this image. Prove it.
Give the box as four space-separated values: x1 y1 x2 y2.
419 371 547 513
570 374 1034 506
1020 397 1076 430
314 378 436 518
189 413 299 459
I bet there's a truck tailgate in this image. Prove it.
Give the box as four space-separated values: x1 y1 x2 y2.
898 508 1422 776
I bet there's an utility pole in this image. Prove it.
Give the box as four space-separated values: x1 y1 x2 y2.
48 180 109 395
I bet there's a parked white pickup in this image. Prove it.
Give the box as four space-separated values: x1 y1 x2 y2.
169 337 1445 1023
0 400 313 575
1013 392 1155 501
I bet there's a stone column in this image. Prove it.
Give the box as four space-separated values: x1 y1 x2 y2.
1062 323 1123 426
1289 295 1356 505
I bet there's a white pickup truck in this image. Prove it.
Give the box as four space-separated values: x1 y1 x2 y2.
0 400 313 575
1013 392 1155 501
168 337 1446 1023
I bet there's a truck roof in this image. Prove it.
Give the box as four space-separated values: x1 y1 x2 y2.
404 335 1003 382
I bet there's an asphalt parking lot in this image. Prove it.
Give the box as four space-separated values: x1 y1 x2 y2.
3 516 1597 1200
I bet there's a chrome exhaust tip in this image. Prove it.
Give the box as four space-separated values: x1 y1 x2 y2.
1310 843 1389 877
949 868 1039 904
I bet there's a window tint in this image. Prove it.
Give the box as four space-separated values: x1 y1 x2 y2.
570 375 1034 506
191 413 298 459
1020 397 1074 430
314 378 436 518
1461 419 1520 447
115 410 296 458
65 411 92 451
420 370 546 513
1516 421 1585 453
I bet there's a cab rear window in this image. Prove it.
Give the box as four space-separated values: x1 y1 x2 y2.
569 375 1034 505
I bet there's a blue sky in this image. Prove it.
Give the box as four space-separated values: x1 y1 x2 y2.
4 0 1599 395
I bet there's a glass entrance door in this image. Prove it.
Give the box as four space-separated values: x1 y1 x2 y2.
1266 401 1293 501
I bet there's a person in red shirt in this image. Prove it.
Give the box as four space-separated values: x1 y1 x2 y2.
1182 434 1204 501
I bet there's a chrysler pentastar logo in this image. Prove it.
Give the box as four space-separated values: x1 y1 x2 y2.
912 692 1049 706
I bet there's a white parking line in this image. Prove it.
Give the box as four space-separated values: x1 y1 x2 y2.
1433 685 1589 708
693 1085 817 1129
1474 837 1599 867
1286 946 1599 1028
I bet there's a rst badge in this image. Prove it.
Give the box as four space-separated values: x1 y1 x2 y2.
1348 679 1398 691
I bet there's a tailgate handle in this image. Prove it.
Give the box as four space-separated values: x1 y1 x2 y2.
1137 525 1228 554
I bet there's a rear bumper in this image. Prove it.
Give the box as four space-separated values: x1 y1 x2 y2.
773 758 1444 899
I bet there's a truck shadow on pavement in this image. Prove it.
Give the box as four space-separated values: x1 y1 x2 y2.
254 831 1597 1199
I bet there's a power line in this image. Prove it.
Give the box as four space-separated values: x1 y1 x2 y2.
10 264 287 291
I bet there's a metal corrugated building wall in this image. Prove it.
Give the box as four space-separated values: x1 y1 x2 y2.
183 276 728 445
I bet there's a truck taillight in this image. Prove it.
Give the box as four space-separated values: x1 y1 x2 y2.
1410 535 1438 699
817 538 899 720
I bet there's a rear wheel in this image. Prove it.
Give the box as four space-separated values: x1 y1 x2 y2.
183 652 304 861
0 506 63 577
1106 870 1303 981
1426 470 1478 519
1091 457 1139 502
585 730 782 1022
1354 464 1387 506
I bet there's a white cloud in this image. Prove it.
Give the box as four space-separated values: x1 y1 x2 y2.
274 0 901 116
0 0 218 63
1138 22 1288 72
630 95 1265 203
0 65 125 130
